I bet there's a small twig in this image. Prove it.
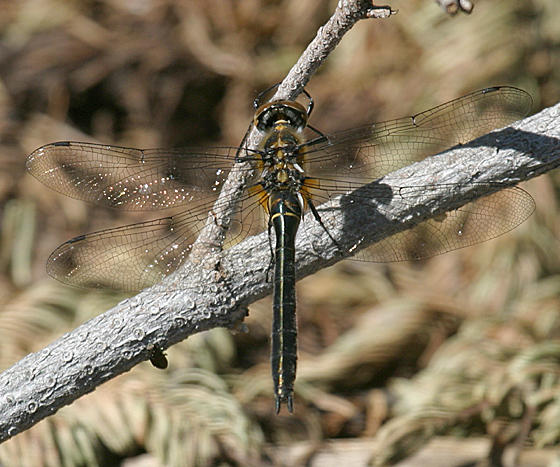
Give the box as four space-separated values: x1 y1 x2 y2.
435 0 474 15
273 1 396 102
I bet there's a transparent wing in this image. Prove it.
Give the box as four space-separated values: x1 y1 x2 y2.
47 214 198 290
300 87 534 261
33 87 535 288
303 86 532 184
46 190 266 290
308 185 534 262
25 142 243 210
360 186 534 262
26 141 270 290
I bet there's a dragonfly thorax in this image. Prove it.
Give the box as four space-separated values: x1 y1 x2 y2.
260 159 305 193
259 126 307 194
254 100 310 195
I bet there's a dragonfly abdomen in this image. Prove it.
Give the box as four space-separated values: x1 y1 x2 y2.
269 190 302 413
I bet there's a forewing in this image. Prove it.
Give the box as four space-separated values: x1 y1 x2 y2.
26 142 240 210
300 87 534 262
303 86 532 185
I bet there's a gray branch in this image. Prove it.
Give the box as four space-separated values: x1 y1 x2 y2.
2 0 560 442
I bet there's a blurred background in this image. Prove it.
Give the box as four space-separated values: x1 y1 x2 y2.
0 0 559 465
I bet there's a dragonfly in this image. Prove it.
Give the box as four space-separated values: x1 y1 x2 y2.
26 86 535 413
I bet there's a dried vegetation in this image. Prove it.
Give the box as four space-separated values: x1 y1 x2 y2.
1 0 560 465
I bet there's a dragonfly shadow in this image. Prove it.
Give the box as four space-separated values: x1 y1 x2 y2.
330 126 556 263
335 180 418 260
457 127 560 180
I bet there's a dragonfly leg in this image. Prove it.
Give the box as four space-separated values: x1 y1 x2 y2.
235 127 252 162
265 220 275 283
254 82 281 109
307 198 343 253
301 88 314 117
306 124 326 138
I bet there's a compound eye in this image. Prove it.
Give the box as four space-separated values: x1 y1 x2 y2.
254 101 308 131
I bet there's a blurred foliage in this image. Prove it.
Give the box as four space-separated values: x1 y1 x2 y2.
0 0 560 465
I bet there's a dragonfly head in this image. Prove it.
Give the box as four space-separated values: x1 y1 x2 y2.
254 100 308 132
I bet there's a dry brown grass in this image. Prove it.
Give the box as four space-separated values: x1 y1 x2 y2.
1 0 559 465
